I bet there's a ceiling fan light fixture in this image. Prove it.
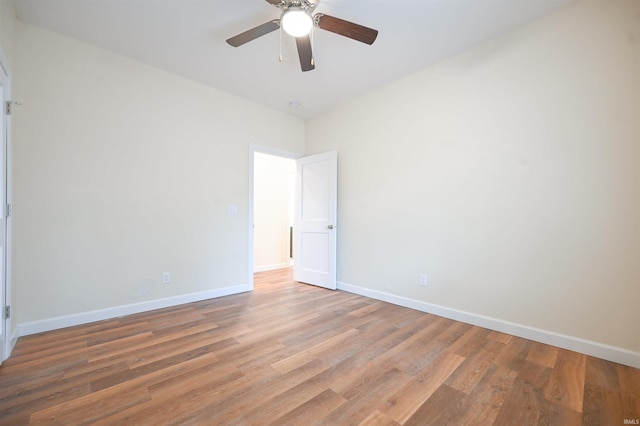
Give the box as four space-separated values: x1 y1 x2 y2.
281 6 313 37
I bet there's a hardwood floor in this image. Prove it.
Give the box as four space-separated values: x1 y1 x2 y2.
1 268 638 425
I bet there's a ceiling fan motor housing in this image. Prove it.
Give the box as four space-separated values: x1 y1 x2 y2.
281 5 313 37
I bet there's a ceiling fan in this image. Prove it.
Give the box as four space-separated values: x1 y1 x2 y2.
226 0 378 72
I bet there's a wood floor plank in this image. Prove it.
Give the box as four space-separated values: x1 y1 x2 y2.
582 356 625 425
0 380 91 424
0 268 637 425
177 359 329 425
106 369 250 425
455 363 518 425
28 382 151 426
85 321 152 347
0 342 88 377
403 384 468 425
446 325 492 357
382 350 465 423
0 359 125 416
445 354 493 395
267 388 348 426
358 410 401 426
89 338 232 392
526 341 559 368
486 330 512 344
322 368 414 425
512 359 552 390
146 354 241 399
545 349 586 413
618 364 640 421
241 361 339 423
2 340 89 367
345 316 452 390
92 357 243 425
86 331 156 362
8 319 120 355
348 300 388 318
494 335 533 372
125 326 227 369
493 377 582 426
271 329 360 375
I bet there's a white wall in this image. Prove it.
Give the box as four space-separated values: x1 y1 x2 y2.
0 0 16 65
253 152 294 272
13 22 305 326
306 0 640 355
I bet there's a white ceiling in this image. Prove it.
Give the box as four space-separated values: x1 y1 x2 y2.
14 0 574 119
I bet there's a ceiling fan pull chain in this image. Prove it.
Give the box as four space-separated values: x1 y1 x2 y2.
279 23 283 62
310 25 315 67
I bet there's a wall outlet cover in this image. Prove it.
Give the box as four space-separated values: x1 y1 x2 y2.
419 274 427 287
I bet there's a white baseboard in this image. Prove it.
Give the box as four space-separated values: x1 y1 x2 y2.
9 328 19 355
1 329 19 362
337 281 640 369
254 263 291 273
17 284 251 338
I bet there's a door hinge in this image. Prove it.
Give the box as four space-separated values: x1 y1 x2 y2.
6 203 11 217
4 306 9 320
5 100 21 115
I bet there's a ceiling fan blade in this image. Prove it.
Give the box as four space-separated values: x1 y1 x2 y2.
226 20 280 47
295 35 315 72
315 14 378 45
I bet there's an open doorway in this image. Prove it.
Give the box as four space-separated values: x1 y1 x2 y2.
253 152 296 273
248 146 337 291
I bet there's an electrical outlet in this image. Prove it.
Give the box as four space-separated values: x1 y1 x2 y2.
419 273 427 287
162 272 171 284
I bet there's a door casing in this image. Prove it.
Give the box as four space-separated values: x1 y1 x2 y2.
248 146 337 291
0 49 13 362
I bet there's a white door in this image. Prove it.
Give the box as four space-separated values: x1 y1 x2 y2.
294 151 337 290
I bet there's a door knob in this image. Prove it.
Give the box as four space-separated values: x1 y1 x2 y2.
328 225 334 229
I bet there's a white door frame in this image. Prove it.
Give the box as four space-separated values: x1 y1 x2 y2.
0 49 13 361
248 144 302 290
